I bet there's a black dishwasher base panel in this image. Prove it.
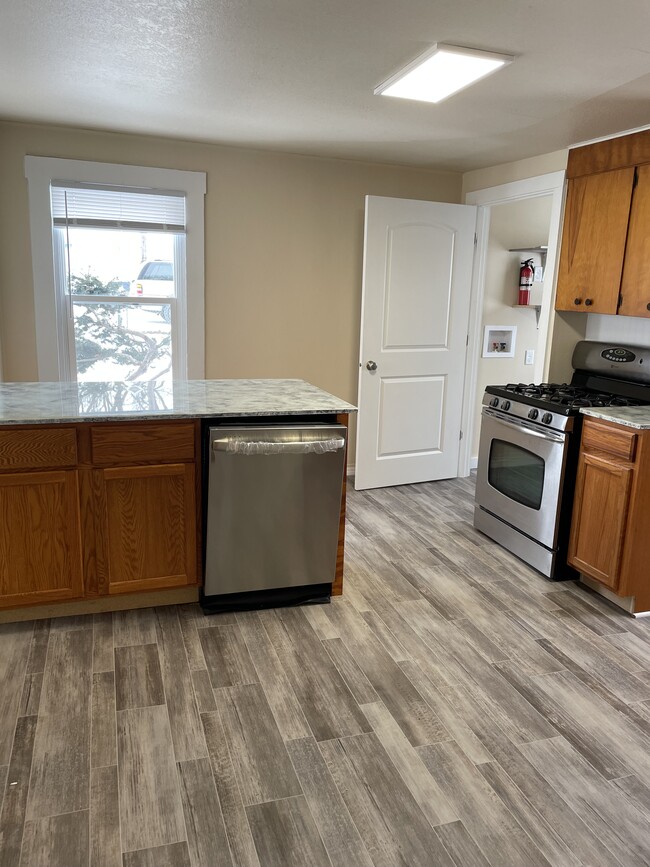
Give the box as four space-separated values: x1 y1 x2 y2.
199 582 331 615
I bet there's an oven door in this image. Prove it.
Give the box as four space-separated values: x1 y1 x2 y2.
475 407 569 550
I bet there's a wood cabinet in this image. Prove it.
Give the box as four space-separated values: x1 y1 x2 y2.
0 469 84 608
568 417 650 612
555 129 650 317
0 421 200 610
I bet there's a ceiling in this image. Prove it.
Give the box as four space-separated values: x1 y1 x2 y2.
1 0 650 171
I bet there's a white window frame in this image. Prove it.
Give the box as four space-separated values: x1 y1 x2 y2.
25 156 206 381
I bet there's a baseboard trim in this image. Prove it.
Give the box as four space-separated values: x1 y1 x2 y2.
470 457 478 470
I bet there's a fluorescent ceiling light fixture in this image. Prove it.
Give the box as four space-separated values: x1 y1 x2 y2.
376 43 514 104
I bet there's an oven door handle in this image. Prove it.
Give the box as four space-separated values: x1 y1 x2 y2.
482 408 566 443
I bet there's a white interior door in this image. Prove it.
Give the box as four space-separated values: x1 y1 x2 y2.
355 195 477 490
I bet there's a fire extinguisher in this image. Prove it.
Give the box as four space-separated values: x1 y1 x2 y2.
518 258 534 305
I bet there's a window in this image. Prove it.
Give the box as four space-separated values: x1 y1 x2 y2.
25 158 206 382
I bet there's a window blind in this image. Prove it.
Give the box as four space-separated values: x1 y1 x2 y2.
50 182 186 232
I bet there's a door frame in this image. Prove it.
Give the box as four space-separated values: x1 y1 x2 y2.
460 171 566 475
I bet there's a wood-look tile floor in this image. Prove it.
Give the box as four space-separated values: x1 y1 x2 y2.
2 476 650 865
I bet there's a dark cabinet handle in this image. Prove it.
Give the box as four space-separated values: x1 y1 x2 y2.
574 298 582 305
585 299 593 307
646 303 650 311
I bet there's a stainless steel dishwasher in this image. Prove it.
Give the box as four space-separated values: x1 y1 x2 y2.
202 423 347 612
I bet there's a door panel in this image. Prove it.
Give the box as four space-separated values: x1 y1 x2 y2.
356 196 477 490
384 223 454 348
378 376 445 456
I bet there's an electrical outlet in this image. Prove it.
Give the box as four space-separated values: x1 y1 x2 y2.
525 349 535 365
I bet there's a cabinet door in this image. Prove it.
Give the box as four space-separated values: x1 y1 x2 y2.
555 168 635 313
568 452 633 589
98 463 198 595
0 470 83 608
619 164 650 318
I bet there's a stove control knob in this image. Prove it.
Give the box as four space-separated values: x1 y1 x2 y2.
528 408 539 420
489 397 499 408
501 400 511 411
542 412 553 424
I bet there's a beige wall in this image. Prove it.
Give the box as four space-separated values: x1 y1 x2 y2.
0 121 461 462
462 150 568 197
472 196 553 457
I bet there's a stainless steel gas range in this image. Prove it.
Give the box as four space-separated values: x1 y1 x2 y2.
474 341 650 579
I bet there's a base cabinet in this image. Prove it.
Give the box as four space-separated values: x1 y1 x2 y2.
0 469 84 607
568 453 633 589
568 418 650 611
0 422 200 610
99 463 197 595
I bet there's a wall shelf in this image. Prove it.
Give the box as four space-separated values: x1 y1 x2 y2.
513 303 542 328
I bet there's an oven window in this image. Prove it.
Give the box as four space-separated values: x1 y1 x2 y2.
488 440 545 510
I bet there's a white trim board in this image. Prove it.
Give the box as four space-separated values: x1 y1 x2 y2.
24 156 207 381
460 171 565 476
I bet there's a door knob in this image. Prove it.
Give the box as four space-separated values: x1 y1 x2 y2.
366 360 378 371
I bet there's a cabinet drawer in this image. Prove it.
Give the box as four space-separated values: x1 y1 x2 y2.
582 420 637 461
0 427 77 471
91 423 196 466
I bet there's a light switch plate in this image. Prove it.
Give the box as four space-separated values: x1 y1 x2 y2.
525 349 535 365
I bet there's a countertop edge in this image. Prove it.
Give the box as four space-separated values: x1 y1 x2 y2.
579 407 650 430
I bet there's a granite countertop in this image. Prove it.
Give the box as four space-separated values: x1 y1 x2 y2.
0 380 357 425
580 406 650 430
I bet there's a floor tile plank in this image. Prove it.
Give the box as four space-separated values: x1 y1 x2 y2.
122 842 191 867
0 623 33 766
199 625 258 689
433 821 490 867
92 613 114 673
361 700 456 825
25 620 49 675
201 712 260 867
115 644 165 711
320 732 455 867
260 607 371 742
21 810 89 867
191 669 216 714
26 628 93 820
216 683 301 806
286 736 373 867
18 673 43 718
0 715 37 867
520 736 650 867
418 741 551 867
117 705 186 854
154 608 207 761
113 608 157 647
90 764 121 867
91 671 117 768
178 757 232 867
246 796 330 867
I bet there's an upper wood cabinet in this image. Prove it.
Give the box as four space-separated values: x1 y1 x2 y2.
555 168 635 313
619 164 650 318
555 129 650 317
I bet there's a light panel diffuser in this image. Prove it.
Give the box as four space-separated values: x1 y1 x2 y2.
376 43 514 104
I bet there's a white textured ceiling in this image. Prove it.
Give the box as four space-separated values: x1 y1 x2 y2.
1 0 650 170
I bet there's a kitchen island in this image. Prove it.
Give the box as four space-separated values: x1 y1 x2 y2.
0 379 356 620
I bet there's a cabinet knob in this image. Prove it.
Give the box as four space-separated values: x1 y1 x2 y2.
646 303 650 312
584 298 593 307
574 298 582 305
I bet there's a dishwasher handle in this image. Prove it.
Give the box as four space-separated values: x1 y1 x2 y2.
213 436 346 455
